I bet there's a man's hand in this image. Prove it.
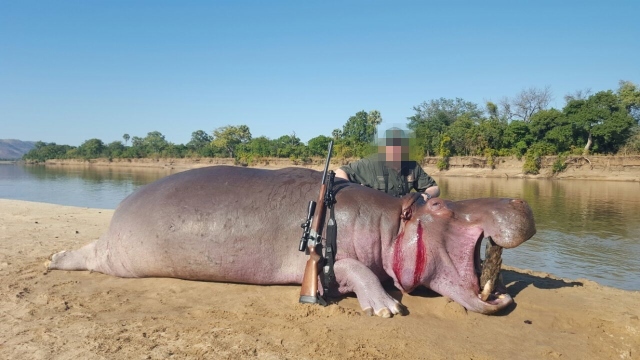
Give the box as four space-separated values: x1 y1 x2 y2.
422 186 440 201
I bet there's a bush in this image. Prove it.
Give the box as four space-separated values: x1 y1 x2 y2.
484 148 497 169
437 135 451 171
523 152 541 174
552 154 568 174
436 158 449 170
523 142 556 175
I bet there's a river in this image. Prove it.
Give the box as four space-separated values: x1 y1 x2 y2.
1 163 639 291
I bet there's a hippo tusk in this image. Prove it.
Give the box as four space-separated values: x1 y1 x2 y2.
480 280 493 301
479 237 504 301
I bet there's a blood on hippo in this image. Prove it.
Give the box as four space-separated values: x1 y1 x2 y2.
392 220 427 292
47 166 536 317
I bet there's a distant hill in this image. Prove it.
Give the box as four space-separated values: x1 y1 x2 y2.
0 139 37 160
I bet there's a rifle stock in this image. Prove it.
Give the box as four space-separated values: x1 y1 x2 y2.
299 141 333 304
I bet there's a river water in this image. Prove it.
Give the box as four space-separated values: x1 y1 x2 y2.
1 163 639 291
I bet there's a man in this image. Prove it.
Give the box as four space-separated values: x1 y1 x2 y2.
335 127 440 200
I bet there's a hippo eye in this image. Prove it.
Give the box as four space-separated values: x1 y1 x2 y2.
429 201 442 211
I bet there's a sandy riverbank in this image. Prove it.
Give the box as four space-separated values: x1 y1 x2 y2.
1 199 638 359
36 154 640 182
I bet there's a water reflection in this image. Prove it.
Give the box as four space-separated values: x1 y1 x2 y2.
0 164 177 209
435 177 640 291
1 164 639 290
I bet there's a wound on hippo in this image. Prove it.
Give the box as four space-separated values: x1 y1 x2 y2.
393 220 426 292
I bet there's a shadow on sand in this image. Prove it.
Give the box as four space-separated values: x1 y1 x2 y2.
375 270 584 316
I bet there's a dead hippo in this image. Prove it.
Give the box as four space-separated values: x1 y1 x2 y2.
48 166 535 317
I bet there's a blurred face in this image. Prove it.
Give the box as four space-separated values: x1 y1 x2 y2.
385 144 408 163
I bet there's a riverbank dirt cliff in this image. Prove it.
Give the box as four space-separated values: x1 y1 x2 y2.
38 154 640 182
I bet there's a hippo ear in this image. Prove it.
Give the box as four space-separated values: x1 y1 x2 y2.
400 193 422 221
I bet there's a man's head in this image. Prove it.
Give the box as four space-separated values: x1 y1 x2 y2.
379 127 410 163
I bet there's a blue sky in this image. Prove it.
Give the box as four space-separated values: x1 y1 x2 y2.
2 1 639 146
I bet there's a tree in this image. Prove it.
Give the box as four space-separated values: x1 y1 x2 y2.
307 135 332 157
408 98 483 156
564 91 635 154
22 142 74 162
273 133 302 157
446 115 475 155
617 80 640 123
245 136 274 157
476 117 507 152
143 131 169 155
486 101 499 120
212 125 252 158
122 133 130 146
503 120 534 157
337 110 383 158
564 88 592 103
77 138 105 159
528 109 570 153
106 141 126 158
187 130 213 150
342 110 379 145
502 86 553 122
367 110 383 139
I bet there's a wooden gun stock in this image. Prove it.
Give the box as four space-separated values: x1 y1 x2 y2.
299 140 333 304
299 183 328 303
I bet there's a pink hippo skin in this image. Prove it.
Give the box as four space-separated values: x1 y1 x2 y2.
48 166 536 317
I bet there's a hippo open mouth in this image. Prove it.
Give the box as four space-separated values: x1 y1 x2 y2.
473 235 507 304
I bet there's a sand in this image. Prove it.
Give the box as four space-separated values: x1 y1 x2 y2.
1 198 639 359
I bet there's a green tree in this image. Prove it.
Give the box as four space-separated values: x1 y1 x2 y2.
446 116 475 155
476 117 507 152
273 133 307 158
122 133 130 146
528 109 572 153
307 135 332 157
503 120 534 157
564 91 635 154
22 142 75 162
367 110 383 139
187 130 213 150
106 141 126 158
143 131 169 155
617 80 640 122
408 98 483 157
77 138 105 159
243 136 274 157
212 125 252 158
342 110 380 145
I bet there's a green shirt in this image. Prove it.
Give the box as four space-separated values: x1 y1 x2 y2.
339 156 437 197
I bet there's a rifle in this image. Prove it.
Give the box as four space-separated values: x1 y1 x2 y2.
298 140 334 305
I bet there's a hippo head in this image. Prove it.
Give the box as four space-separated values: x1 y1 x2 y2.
388 196 536 314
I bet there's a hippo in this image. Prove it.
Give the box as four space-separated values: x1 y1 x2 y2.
48 166 536 317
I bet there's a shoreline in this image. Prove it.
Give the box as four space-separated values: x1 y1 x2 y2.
1 198 639 359
21 154 640 182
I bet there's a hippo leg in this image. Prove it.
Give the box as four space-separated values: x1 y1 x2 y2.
334 258 406 318
47 241 98 271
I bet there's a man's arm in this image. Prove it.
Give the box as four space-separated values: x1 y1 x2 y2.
413 163 440 200
335 168 350 181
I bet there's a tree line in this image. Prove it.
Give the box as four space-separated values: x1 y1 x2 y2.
24 81 640 174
